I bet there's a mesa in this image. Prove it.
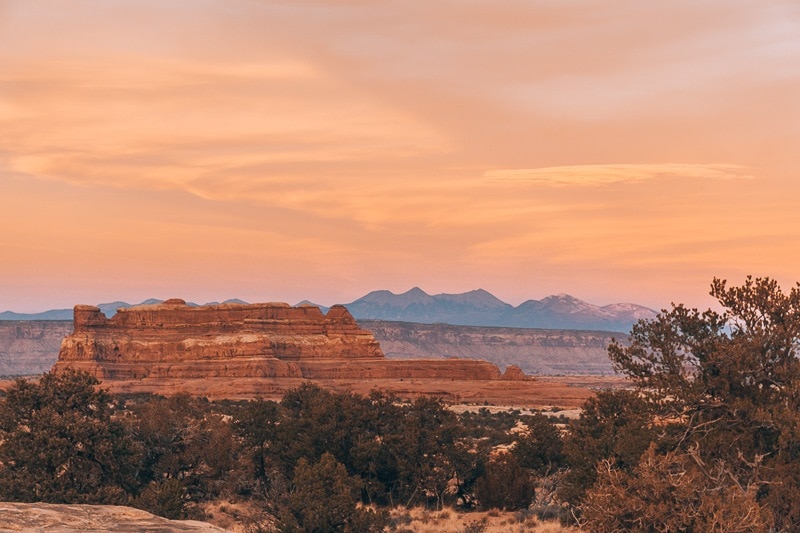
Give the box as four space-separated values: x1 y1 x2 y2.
53 299 578 406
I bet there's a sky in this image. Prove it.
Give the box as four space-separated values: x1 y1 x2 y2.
2 0 800 313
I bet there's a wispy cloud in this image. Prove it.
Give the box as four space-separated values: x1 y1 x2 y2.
1 0 799 311
483 164 753 187
0 55 450 194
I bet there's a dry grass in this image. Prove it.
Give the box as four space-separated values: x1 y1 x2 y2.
198 502 577 532
386 507 576 533
1 373 625 409
198 500 274 533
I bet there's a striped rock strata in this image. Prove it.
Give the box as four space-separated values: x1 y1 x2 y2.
54 299 509 382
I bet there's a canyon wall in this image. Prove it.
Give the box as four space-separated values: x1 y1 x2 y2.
0 321 73 376
1 315 620 378
361 320 620 375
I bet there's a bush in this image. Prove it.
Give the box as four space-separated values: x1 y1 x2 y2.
279 452 385 533
474 453 534 511
134 478 186 519
0 370 138 504
581 444 770 532
558 390 656 507
513 413 565 475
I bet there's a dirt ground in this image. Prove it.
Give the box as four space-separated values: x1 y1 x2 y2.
0 374 628 409
386 507 576 532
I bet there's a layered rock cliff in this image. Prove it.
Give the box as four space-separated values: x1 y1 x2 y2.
3 315 619 379
54 300 504 381
0 321 73 376
362 320 620 375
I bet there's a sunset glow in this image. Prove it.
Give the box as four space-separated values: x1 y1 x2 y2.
2 1 800 312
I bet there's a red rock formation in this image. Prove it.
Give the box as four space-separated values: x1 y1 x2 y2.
54 300 511 383
500 365 529 381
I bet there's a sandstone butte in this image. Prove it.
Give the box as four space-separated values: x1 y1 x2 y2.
53 300 538 402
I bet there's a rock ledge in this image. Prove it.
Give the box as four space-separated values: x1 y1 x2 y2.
0 502 227 532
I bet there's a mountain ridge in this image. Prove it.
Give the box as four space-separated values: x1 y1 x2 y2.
343 288 655 332
2 289 657 332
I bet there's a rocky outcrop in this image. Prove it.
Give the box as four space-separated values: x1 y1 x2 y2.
54 300 510 382
500 365 528 381
0 502 226 532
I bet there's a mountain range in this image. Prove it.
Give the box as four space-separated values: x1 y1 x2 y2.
0 299 245 322
1 289 656 332
344 288 656 332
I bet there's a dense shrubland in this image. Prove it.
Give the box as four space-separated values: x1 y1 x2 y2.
2 276 799 532
0 372 566 531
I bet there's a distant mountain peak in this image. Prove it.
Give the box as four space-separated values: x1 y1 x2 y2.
545 293 580 301
403 287 429 296
453 288 498 299
295 300 331 313
352 287 434 307
345 288 657 332
469 288 493 296
435 288 511 310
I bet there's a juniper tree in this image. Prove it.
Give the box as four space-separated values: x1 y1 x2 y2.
0 370 137 503
580 277 800 530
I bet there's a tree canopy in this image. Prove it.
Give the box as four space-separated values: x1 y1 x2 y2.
577 276 800 531
0 370 137 503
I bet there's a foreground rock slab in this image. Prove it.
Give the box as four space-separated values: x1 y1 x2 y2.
0 502 227 532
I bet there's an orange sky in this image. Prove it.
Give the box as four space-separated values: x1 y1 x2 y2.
2 1 800 312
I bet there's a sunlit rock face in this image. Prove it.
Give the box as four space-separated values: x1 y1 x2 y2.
0 502 226 532
54 300 505 381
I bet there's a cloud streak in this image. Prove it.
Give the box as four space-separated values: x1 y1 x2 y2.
483 164 753 187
